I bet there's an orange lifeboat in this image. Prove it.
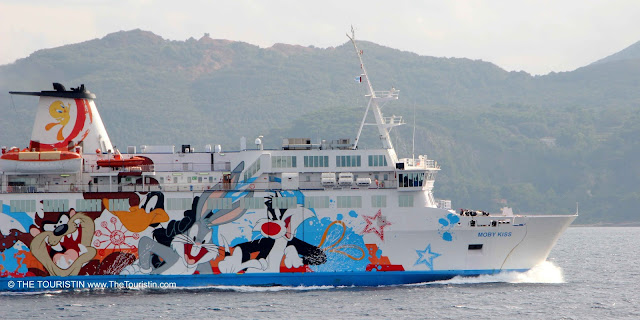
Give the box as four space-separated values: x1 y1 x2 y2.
96 154 145 168
0 149 82 173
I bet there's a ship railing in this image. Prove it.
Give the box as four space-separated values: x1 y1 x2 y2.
83 162 232 173
84 163 155 173
1 179 399 194
367 90 399 101
297 180 397 190
399 157 439 169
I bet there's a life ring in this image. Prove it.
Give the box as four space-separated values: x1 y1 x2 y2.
249 183 255 190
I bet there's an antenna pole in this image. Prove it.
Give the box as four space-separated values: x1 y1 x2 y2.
347 26 402 160
412 104 416 161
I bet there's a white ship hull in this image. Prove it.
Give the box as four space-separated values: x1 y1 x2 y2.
0 189 575 291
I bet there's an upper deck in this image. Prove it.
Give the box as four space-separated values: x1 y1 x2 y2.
1 142 439 195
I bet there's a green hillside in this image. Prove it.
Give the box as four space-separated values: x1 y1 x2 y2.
1 29 639 225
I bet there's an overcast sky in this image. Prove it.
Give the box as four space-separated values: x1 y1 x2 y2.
1 0 639 75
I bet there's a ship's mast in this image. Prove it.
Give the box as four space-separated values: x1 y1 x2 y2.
348 27 404 163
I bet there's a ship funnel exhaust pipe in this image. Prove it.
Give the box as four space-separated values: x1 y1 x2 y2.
10 83 113 153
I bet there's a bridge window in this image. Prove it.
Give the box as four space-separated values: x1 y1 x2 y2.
398 172 425 188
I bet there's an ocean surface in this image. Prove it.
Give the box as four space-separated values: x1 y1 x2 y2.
1 227 638 319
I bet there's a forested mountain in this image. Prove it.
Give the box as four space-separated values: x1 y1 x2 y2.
1 29 639 224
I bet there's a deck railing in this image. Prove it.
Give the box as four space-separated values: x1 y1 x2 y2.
1 179 398 194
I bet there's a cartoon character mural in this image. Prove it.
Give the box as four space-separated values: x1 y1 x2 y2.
0 191 169 278
45 100 71 141
29 209 97 276
121 163 251 275
0 207 33 277
107 192 170 233
218 192 326 273
1 162 414 283
31 97 95 151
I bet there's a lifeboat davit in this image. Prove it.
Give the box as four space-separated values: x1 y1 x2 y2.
96 154 145 168
0 149 82 173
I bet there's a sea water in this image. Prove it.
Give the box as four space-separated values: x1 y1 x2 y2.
1 227 638 319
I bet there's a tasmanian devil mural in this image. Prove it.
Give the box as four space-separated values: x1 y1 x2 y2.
218 192 327 273
29 209 97 277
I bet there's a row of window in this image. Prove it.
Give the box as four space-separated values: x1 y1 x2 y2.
399 172 428 188
305 196 330 208
279 154 390 168
3 194 416 213
8 199 129 213
272 156 297 168
304 156 329 168
9 200 36 213
167 198 192 210
336 155 361 167
76 199 101 212
368 155 388 167
43 199 69 212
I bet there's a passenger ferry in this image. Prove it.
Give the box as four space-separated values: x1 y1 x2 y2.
0 31 576 291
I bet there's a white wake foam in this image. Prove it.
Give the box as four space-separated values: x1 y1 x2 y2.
427 261 565 285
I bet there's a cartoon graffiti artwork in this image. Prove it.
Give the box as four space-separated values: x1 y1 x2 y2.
93 213 140 254
361 209 391 241
218 192 327 274
121 196 219 275
32 97 94 151
1 183 409 281
45 100 71 141
29 209 97 277
108 192 170 233
0 208 33 253
437 213 460 242
415 243 441 271
0 207 33 277
121 163 250 275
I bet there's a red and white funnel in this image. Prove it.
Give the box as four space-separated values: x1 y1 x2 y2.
10 83 113 153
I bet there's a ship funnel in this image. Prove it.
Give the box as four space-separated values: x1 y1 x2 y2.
10 83 113 153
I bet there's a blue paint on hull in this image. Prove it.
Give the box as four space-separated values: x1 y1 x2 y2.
0 269 529 292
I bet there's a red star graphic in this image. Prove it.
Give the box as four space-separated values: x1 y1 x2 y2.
362 209 391 240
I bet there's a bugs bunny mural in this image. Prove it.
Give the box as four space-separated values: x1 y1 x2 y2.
121 163 252 275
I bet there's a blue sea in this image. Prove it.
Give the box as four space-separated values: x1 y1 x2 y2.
1 227 638 319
